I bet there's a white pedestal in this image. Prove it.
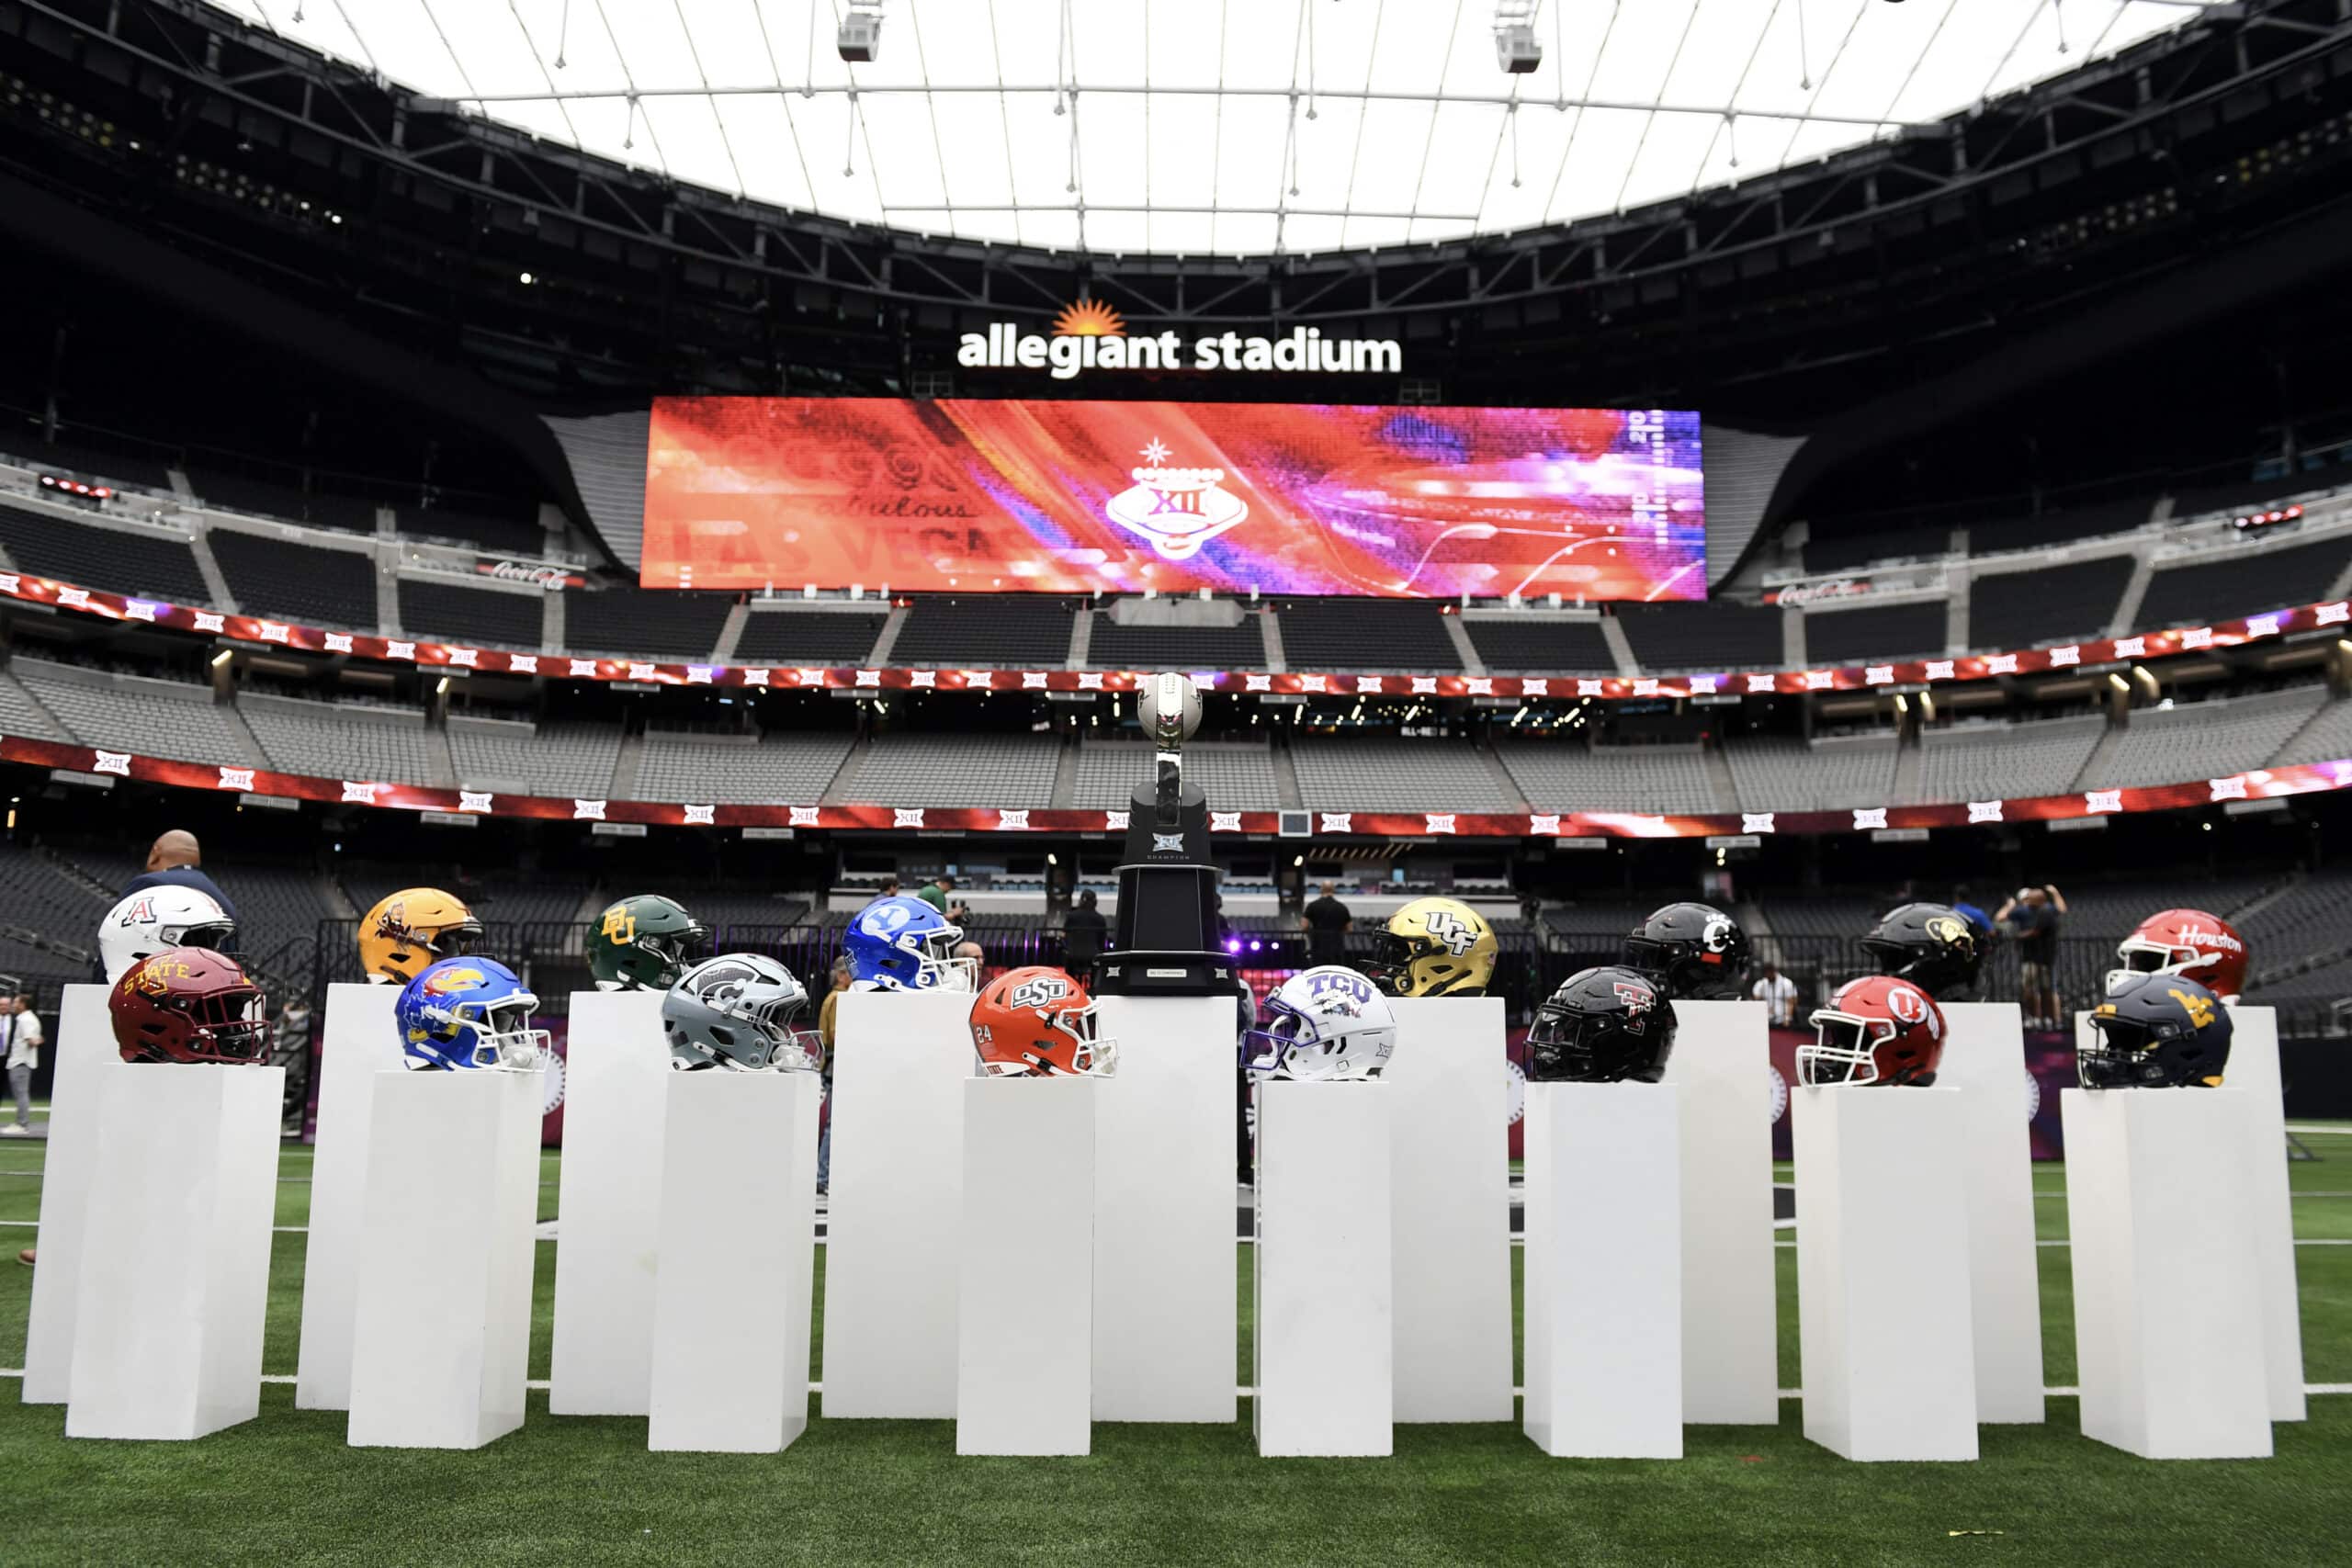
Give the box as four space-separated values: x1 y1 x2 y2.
1381 997 1513 1423
1656 999 1778 1425
2073 1005 2301 1422
346 1070 542 1450
1937 1003 2045 1424
958 1077 1095 1455
648 1070 820 1453
1521 1082 1682 1459
22 983 115 1405
1794 1088 1978 1461
1255 1079 1392 1457
2219 1005 2302 1423
2062 1089 2271 1458
819 989 973 1418
65 1066 282 1439
1090 994 1238 1424
550 989 672 1416
293 983 404 1410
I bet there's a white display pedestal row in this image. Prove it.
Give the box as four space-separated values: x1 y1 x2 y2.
295 983 404 1412
22 983 114 1405
1940 1003 2046 1425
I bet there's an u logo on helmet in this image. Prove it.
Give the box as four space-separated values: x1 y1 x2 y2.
1885 982 1930 1026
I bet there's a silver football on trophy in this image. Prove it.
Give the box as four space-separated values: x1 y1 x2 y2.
1138 671 1202 750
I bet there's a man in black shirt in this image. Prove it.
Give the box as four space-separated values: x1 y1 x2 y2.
120 829 237 923
1996 884 2067 1029
1061 889 1108 983
1302 882 1352 967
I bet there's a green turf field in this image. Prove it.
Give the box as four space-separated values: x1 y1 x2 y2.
2 1130 2349 1566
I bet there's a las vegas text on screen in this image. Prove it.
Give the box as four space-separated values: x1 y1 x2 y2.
956 324 1403 380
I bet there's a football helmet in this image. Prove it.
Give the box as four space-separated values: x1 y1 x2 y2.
2079 972 2233 1089
97 886 236 983
1622 901 1750 999
842 895 976 992
110 947 269 1066
662 953 822 1073
1367 897 1497 998
588 894 710 991
396 957 546 1071
969 966 1117 1077
359 887 482 986
1861 902 1984 1001
1526 965 1675 1084
2109 908 2248 1002
1801 975 1946 1088
1241 965 1396 1080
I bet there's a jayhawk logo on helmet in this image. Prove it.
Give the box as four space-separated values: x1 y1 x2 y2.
969 966 1116 1077
395 955 545 1072
1368 897 1497 998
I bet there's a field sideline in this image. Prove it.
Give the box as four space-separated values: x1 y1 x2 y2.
1 1128 2348 1565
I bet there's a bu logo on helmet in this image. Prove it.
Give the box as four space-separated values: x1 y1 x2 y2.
1421 908 1479 956
600 908 637 943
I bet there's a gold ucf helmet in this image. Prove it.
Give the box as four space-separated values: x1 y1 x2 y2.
359 887 484 985
1369 897 1497 998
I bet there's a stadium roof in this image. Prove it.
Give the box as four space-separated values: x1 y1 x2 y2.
209 1 2214 256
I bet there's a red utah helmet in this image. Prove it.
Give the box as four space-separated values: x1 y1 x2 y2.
967 966 1117 1078
110 947 271 1066
2110 908 2248 1001
1801 975 1946 1088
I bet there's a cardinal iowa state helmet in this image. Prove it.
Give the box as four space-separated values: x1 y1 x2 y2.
1861 902 1984 1000
1802 975 1946 1088
663 954 822 1073
589 894 710 991
1243 966 1396 1080
969 966 1118 1077
1623 902 1750 999
110 947 269 1066
359 887 483 986
2109 908 2249 1002
1367 897 1497 998
2079 972 2233 1089
98 886 236 983
1526 965 1676 1084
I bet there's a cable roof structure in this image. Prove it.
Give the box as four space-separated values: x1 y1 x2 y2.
210 1 2213 254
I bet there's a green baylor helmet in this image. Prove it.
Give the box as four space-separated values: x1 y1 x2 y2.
588 895 710 991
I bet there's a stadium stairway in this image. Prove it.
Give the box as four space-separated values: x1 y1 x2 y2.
187 525 237 613
818 737 865 807
866 605 909 667
2108 545 2159 637
1049 737 1080 808
1476 743 1531 812
1443 615 1484 675
1261 607 1289 672
609 729 648 799
1891 728 1927 804
1598 614 1640 677
2069 721 2129 795
1272 739 1304 809
1702 742 1740 814
1065 610 1092 670
711 602 750 665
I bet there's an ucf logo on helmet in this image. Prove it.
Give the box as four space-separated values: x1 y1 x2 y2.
1421 908 1479 956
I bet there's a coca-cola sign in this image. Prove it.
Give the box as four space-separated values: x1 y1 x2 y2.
1764 577 1872 608
474 559 586 591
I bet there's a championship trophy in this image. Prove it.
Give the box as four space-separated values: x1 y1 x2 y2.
1094 672 1238 997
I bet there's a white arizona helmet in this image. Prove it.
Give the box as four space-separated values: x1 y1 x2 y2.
99 886 237 983
1242 965 1397 1081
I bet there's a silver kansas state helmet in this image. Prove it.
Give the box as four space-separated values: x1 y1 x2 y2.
661 953 823 1073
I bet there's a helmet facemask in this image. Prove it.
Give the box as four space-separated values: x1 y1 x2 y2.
912 922 978 993
2106 938 2201 996
156 986 270 1065
708 976 822 1073
427 991 547 1070
1799 1009 1893 1088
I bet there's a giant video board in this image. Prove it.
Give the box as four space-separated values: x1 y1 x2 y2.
642 397 1704 600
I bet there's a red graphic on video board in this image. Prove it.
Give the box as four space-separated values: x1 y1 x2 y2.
642 398 1705 600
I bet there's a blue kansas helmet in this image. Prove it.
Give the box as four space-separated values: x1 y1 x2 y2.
843 895 977 992
397 956 548 1071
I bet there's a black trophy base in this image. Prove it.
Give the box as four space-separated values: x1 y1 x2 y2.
1093 947 1238 998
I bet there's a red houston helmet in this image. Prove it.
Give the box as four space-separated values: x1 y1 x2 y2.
2109 908 2249 1001
1801 975 1946 1088
967 966 1117 1078
110 947 270 1066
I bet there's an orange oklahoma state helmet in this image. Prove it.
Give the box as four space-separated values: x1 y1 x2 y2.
967 966 1118 1078
358 887 482 985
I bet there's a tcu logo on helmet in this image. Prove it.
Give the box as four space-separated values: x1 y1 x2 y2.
1306 970 1374 1008
1006 976 1069 1010
1421 908 1480 956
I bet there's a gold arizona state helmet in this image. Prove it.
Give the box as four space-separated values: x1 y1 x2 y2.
359 887 484 985
1367 897 1497 998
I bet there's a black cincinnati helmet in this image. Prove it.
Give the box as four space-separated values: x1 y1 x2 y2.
1622 902 1750 1000
2078 972 2233 1090
1861 902 1983 1001
1526 965 1676 1085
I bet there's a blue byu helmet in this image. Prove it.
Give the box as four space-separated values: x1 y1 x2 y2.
843 895 977 992
397 956 548 1071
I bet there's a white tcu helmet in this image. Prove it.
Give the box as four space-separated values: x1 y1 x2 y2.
99 886 237 982
1243 965 1397 1080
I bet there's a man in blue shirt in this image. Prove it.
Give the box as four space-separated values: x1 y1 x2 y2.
1951 886 1993 943
119 829 237 923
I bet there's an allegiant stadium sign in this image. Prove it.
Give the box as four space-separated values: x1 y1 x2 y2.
956 299 1401 381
